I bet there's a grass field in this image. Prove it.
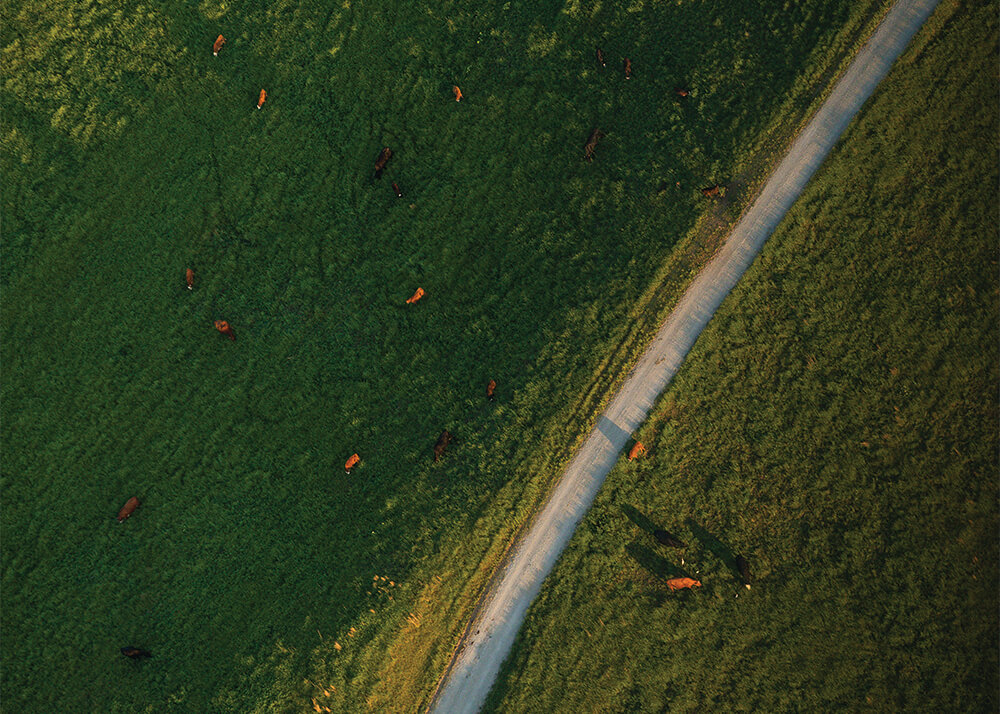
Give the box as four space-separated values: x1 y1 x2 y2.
3 0 892 711
483 2 999 711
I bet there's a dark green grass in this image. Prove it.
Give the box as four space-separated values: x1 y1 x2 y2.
484 3 999 712
4 0 888 710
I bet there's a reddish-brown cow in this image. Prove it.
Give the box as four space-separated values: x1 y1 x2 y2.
117 497 140 523
628 441 646 460
214 320 236 340
213 35 226 56
666 577 701 591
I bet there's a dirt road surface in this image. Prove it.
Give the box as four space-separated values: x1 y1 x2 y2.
428 1 942 711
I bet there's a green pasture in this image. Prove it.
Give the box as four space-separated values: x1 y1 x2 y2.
485 2 999 711
4 0 889 710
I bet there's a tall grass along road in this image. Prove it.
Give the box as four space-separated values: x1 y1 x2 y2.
427 0 942 711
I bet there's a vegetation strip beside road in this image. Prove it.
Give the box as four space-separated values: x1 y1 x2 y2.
429 0 944 711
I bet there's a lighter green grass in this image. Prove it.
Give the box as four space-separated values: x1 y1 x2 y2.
484 2 999 711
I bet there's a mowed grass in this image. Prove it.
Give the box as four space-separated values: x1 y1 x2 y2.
4 0 888 711
484 3 999 712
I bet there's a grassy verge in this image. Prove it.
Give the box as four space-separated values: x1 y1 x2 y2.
3 0 890 711
484 2 999 711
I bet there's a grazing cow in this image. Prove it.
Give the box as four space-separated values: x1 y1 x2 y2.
453 85 463 102
117 496 140 523
392 182 403 198
345 453 360 474
674 87 689 98
214 320 236 341
700 184 720 198
256 89 267 109
186 268 194 290
405 287 425 304
584 128 605 162
486 379 496 401
653 529 687 549
121 647 152 660
628 441 646 460
596 48 606 68
624 57 632 80
433 430 453 462
736 555 752 589
374 147 393 179
665 577 701 591
213 35 226 56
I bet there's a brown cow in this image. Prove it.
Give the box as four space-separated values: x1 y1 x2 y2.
666 577 701 591
256 89 267 109
121 647 153 660
186 268 194 290
628 441 646 460
392 182 403 198
486 379 497 401
214 320 236 341
700 184 720 198
213 35 226 56
345 453 361 474
596 48 606 68
117 496 140 523
374 147 393 179
623 57 632 80
433 430 453 462
736 555 751 590
453 85 463 102
584 128 605 162
674 87 689 98
405 287 425 304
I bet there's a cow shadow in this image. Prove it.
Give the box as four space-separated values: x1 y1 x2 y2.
621 504 659 534
685 518 742 584
625 542 688 582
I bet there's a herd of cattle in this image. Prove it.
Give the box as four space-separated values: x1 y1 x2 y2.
117 32 738 661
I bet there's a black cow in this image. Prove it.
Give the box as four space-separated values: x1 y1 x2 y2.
433 430 453 462
653 529 687 549
584 128 605 162
374 147 393 179
121 647 152 660
736 555 752 589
